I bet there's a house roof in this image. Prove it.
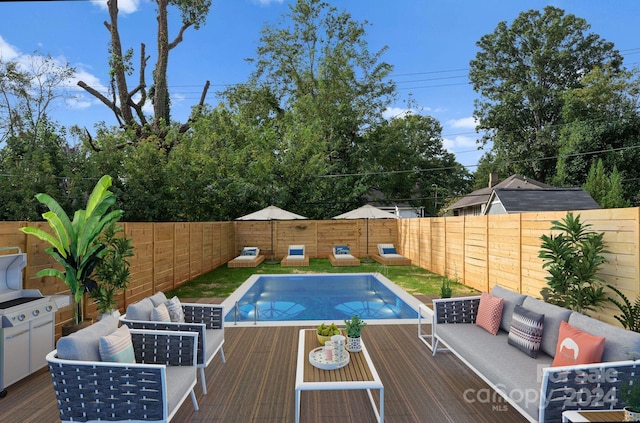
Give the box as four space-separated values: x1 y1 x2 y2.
446 174 550 210
487 188 601 213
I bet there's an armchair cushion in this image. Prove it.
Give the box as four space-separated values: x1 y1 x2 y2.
99 324 135 363
126 297 154 321
56 315 119 361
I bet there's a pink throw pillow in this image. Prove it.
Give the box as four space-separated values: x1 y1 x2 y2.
551 321 605 367
476 292 504 335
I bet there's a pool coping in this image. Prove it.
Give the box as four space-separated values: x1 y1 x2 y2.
221 272 424 327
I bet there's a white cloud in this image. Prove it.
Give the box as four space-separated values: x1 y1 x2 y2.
446 116 477 129
0 36 20 61
91 0 142 15
383 107 413 120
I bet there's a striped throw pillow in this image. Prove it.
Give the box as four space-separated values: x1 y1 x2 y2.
99 324 135 363
151 303 171 322
508 305 544 358
165 296 185 323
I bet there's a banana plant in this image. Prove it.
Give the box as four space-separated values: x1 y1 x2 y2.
20 175 124 325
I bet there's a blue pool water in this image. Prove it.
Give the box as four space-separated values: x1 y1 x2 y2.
223 273 419 323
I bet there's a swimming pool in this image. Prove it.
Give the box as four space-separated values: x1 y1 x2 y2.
222 273 420 326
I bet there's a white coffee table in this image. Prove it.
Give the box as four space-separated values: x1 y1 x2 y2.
295 329 384 422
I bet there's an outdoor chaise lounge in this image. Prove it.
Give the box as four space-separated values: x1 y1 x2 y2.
372 243 411 266
47 314 199 422
121 291 226 395
228 246 265 268
328 245 360 267
281 244 309 267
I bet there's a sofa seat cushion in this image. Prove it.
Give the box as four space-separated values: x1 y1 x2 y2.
165 365 197 414
522 297 572 357
436 323 552 420
568 312 640 362
491 285 527 332
56 315 119 361
204 328 225 364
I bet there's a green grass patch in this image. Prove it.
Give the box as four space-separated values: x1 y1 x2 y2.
167 259 478 299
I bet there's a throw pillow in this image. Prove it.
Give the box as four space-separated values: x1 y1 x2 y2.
382 247 397 254
99 324 135 363
151 303 171 322
290 248 304 256
476 292 504 335
165 296 186 323
507 305 544 358
552 321 606 367
335 246 349 255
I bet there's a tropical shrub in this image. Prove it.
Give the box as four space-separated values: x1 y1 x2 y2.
538 212 608 315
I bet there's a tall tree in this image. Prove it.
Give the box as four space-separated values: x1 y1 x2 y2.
582 159 630 208
78 0 211 149
222 0 395 218
364 114 472 216
469 6 622 183
554 65 640 204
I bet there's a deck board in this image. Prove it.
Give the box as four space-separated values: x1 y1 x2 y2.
1 314 528 422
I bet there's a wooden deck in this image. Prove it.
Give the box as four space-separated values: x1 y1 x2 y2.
0 313 528 422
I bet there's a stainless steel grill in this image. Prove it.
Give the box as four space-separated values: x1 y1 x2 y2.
0 247 69 398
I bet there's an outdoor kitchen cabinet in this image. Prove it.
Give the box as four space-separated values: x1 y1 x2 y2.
1 313 54 390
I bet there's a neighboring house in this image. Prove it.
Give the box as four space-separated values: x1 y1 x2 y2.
366 188 425 218
485 188 601 214
447 174 550 216
446 174 600 216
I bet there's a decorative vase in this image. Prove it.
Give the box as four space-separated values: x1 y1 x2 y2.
346 336 362 352
625 407 640 422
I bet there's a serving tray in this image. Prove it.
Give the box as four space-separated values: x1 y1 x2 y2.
309 347 350 370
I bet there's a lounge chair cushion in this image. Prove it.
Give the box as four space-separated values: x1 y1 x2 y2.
99 324 135 363
125 297 155 321
334 246 350 255
241 247 259 256
56 315 119 361
151 303 171 322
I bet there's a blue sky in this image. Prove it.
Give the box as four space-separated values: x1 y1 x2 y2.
1 0 639 170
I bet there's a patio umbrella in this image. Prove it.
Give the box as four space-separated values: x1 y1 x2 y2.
332 204 398 260
236 206 308 263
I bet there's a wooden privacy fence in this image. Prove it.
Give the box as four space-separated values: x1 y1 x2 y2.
4 221 235 338
398 207 640 325
3 208 639 334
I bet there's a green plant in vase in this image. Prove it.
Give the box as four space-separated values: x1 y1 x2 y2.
344 315 367 352
20 175 123 328
620 380 640 421
88 223 134 317
317 322 340 345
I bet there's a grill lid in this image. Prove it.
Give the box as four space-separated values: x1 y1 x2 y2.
0 247 27 294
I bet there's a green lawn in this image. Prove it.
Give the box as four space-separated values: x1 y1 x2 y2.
167 258 478 299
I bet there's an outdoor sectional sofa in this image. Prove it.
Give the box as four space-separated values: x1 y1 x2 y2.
430 285 640 423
